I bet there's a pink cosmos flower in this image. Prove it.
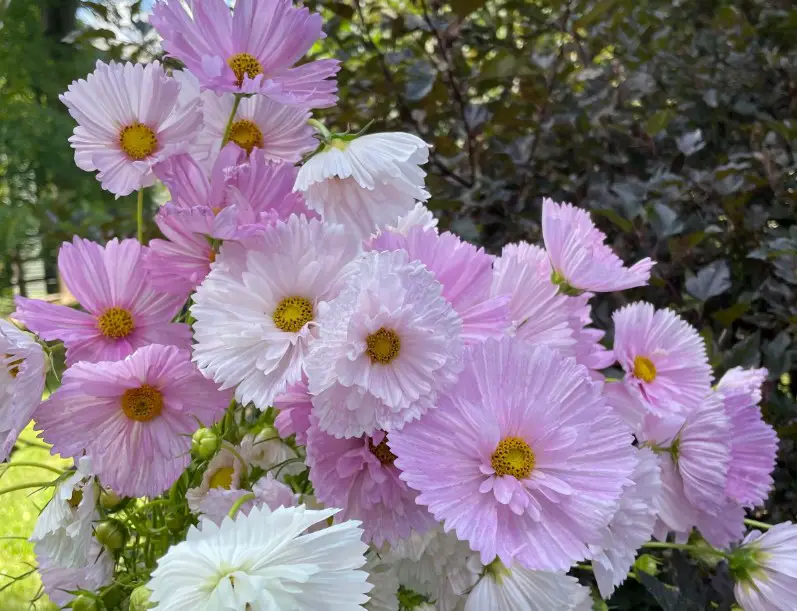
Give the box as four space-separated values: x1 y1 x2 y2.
14 238 189 366
60 60 201 197
613 302 712 415
150 0 339 106
274 378 313 445
35 344 231 497
369 227 511 344
542 198 654 292
0 320 46 461
390 338 636 571
717 366 768 403
306 421 434 546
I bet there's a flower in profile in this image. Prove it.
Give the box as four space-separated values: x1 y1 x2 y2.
147 505 371 610
613 302 712 415
30 457 98 569
390 338 635 571
717 366 767 403
191 215 359 410
150 0 339 106
294 133 431 239
731 521 797 611
589 448 661 598
306 421 434 546
364 555 400 611
37 538 113 608
35 344 230 497
370 227 511 344
464 562 591 611
59 60 201 197
14 238 190 366
0 320 46 461
274 378 313 444
307 249 464 439
187 444 249 522
387 202 438 236
542 198 654 292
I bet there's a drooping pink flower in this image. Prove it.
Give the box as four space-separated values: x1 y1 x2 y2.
306 421 434 546
542 198 654 292
59 60 201 197
390 338 636 571
613 302 712 415
35 344 231 497
150 0 339 106
369 227 511 344
274 378 313 445
14 238 190 366
0 320 46 461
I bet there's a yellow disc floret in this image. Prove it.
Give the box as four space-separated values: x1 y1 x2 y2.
491 436 535 479
208 466 235 490
121 384 164 422
97 307 135 339
633 355 657 383
119 123 158 160
227 53 264 87
366 328 401 364
229 119 264 154
273 297 314 333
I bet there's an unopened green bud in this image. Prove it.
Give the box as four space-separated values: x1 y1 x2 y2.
99 487 122 511
192 428 220 459
129 585 154 610
71 594 101 611
165 512 185 533
256 424 279 442
634 554 659 576
94 520 126 551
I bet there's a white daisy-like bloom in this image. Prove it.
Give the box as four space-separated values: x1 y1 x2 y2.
386 527 481 611
364 555 400 611
731 521 797 611
191 214 360 410
37 537 113 607
240 430 302 478
148 505 372 611
306 249 464 439
387 203 439 237
0 319 46 461
464 563 591 611
294 133 431 239
30 456 98 568
175 70 316 167
589 448 661 598
187 444 249 521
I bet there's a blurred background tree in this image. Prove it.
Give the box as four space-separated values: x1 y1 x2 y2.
1 0 796 608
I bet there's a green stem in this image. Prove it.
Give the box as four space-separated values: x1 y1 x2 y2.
642 542 702 552
576 563 593 572
308 118 333 141
0 481 54 496
745 518 772 531
0 462 64 476
221 95 243 147
228 493 256 519
136 188 145 243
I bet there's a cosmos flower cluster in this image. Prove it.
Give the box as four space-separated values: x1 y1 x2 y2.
0 1 791 610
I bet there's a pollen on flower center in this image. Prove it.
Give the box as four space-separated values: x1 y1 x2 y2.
119 123 158 160
227 52 264 86
368 434 397 467
273 297 314 333
97 307 135 339
208 249 217 263
67 488 83 509
633 355 657 383
491 436 535 479
229 119 264 154
4 353 23 378
366 328 401 364
209 466 234 490
121 384 164 422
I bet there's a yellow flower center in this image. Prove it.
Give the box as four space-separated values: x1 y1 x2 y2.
121 384 163 422
491 436 535 479
119 123 158 160
208 248 217 264
633 356 657 383
208 466 234 490
229 119 264 154
67 488 83 509
366 328 401 364
368 434 397 467
4 353 23 378
273 297 314 333
97 307 135 339
227 52 264 87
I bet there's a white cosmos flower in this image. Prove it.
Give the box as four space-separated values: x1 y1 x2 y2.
589 447 661 598
37 537 113 607
0 319 46 460
191 214 359 410
386 203 439 237
30 456 98 568
148 505 371 611
294 133 431 239
464 563 591 611
364 555 400 611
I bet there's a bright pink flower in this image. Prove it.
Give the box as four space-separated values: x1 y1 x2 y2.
60 61 201 197
35 344 231 497
151 0 339 106
390 338 635 571
369 227 511 344
613 302 712 415
274 378 313 445
542 198 654 292
306 422 434 546
14 238 189 366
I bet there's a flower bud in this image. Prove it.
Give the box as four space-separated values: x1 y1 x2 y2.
71 594 101 611
192 428 220 460
633 553 659 576
165 512 185 533
129 585 154 611
99 487 122 511
94 520 126 551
